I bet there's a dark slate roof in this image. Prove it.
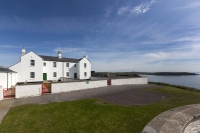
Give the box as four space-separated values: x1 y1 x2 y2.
0 67 16 73
39 55 80 63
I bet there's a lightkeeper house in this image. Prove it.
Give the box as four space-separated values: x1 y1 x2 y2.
9 48 91 83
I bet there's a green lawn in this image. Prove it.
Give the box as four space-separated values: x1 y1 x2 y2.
1 86 200 133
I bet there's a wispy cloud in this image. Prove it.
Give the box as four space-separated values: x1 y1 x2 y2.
104 7 112 17
177 1 200 9
130 0 157 15
117 0 157 16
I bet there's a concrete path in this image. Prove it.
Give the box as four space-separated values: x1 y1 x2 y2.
0 99 14 124
0 84 162 124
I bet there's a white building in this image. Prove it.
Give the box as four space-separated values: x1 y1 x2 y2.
9 48 91 83
0 67 17 89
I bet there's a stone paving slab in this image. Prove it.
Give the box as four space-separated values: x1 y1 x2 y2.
142 104 200 133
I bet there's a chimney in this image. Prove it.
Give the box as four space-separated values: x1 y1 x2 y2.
21 47 26 56
84 55 88 58
58 51 62 58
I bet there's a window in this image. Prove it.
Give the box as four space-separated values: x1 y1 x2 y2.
66 72 69 77
84 72 87 77
74 64 76 67
84 63 87 68
43 62 46 66
53 72 57 77
30 60 35 66
30 72 35 78
66 63 69 67
53 62 56 67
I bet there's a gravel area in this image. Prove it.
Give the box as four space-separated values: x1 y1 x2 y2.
13 84 164 107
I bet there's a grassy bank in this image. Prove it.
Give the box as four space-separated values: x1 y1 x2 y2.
1 86 200 133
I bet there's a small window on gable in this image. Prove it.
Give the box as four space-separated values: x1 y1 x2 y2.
66 63 69 67
53 72 57 77
84 63 86 68
84 72 87 77
66 72 69 77
53 62 56 67
30 72 35 78
43 62 46 66
30 60 35 66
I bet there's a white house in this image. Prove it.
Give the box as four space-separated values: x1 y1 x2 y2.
0 67 17 89
9 48 91 83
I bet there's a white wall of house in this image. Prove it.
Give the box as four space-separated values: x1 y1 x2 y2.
77 57 91 79
16 84 41 98
10 52 43 83
43 61 77 80
0 73 17 89
10 62 20 81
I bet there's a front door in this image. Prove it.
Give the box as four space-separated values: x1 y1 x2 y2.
43 73 47 80
74 73 77 79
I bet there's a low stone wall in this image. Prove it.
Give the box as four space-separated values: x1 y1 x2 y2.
52 80 107 94
0 86 3 100
16 84 41 98
111 77 147 85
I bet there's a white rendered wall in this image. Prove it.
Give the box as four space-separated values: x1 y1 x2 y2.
9 62 20 81
77 57 91 79
10 52 43 83
111 78 148 85
16 84 41 98
0 86 3 100
43 61 77 80
0 73 17 89
51 80 107 94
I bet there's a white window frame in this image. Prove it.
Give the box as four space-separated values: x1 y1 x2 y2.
53 62 56 67
84 72 87 77
30 60 35 66
53 72 57 77
30 72 35 79
66 72 69 77
84 63 87 68
66 63 69 67
43 62 46 66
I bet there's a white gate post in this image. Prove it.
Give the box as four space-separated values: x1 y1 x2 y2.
0 86 3 100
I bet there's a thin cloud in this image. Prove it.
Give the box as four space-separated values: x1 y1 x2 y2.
117 0 157 16
104 7 112 17
177 2 200 9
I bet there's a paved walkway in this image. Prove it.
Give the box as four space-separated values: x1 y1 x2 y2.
0 84 162 124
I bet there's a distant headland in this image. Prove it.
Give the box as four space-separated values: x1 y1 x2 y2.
132 72 198 76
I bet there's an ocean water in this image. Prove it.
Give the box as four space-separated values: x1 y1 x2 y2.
140 73 200 89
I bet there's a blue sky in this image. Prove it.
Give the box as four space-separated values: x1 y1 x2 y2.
0 0 200 72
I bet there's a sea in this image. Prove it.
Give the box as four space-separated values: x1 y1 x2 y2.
139 73 200 90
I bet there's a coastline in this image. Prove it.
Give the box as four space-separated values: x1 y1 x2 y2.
149 82 200 92
134 72 198 76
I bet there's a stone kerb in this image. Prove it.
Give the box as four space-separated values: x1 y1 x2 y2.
142 104 200 133
0 86 3 100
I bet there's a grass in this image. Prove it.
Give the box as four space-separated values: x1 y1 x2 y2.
1 86 200 133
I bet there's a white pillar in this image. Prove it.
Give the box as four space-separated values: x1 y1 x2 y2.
0 86 3 100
